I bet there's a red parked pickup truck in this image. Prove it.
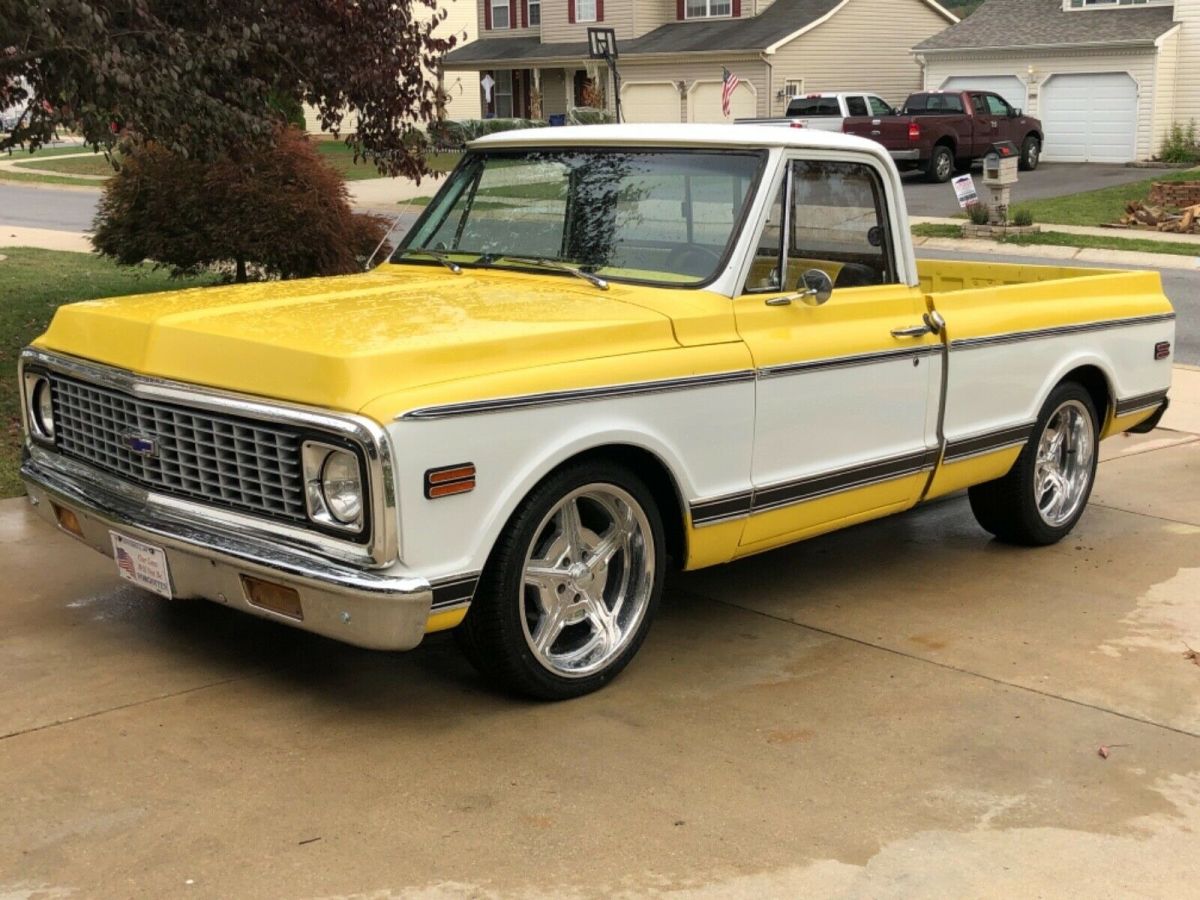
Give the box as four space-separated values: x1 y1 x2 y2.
843 90 1044 183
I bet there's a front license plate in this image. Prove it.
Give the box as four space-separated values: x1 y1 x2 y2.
110 532 173 599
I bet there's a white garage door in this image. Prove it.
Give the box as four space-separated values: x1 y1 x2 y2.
621 82 682 123
688 81 756 123
1040 73 1138 163
939 76 1028 112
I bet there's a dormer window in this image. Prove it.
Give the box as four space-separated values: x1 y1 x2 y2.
686 0 733 18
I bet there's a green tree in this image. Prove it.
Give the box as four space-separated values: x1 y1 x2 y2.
91 127 392 282
0 0 455 180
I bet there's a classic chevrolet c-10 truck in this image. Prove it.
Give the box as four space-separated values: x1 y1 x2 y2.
20 125 1174 698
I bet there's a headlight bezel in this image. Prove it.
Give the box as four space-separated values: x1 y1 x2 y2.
302 440 367 534
23 371 56 444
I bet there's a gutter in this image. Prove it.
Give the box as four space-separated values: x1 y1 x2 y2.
915 39 1163 53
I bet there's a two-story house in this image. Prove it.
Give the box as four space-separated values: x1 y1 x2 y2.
914 0 1200 162
442 0 958 123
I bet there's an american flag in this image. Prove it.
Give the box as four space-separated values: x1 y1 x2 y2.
116 547 136 578
721 67 740 118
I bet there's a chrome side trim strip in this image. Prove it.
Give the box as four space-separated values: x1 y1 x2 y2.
943 421 1037 463
758 345 939 379
401 370 757 420
689 448 938 526
1115 389 1169 417
20 348 399 568
949 313 1176 351
429 573 481 611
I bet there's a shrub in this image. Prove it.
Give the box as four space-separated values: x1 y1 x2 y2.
431 118 550 148
1012 206 1034 227
1160 120 1199 165
92 127 391 282
967 202 990 225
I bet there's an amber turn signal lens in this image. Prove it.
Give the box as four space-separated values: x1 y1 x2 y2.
241 576 304 620
52 504 84 538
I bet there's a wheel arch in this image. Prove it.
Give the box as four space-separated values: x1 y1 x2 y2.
1036 359 1115 435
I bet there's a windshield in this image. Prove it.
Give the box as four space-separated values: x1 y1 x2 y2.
394 148 766 286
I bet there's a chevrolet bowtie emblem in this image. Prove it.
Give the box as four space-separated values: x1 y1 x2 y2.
123 433 158 458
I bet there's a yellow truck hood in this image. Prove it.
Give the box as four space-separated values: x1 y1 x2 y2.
35 264 681 413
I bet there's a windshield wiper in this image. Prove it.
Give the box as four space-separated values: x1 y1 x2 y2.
395 247 462 274
489 255 609 291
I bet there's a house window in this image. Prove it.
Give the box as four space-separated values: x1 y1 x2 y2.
576 0 598 22
529 0 540 25
491 0 509 29
783 79 804 99
495 70 514 117
686 0 732 17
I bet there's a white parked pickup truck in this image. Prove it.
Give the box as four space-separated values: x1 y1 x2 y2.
737 92 896 131
20 125 1175 700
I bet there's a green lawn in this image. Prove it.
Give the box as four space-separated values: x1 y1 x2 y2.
912 223 963 238
313 141 462 181
1019 168 1200 226
10 153 115 177
0 249 219 497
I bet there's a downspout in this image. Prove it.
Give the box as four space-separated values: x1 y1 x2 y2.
915 52 928 92
761 51 773 117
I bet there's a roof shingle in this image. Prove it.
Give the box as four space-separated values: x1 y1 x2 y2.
915 0 1176 51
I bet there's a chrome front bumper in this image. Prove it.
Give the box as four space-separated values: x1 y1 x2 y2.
22 456 435 651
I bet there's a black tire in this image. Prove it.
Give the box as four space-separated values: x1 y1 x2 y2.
1019 135 1041 172
968 381 1099 546
455 460 666 700
926 144 954 183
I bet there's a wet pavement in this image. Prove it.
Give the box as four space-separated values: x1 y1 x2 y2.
2 421 1198 897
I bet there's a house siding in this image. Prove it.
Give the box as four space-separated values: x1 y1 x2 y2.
542 0 637 42
1173 0 1200 125
1153 27 1180 154
769 0 951 113
922 47 1159 160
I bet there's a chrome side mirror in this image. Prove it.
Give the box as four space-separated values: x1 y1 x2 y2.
764 268 834 307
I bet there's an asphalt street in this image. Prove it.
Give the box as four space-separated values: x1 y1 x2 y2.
0 183 99 231
902 161 1161 218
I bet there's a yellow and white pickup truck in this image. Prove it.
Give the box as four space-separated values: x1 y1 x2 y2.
20 125 1174 699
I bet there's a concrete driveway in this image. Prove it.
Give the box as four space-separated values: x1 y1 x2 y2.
902 162 1160 218
3 389 1199 897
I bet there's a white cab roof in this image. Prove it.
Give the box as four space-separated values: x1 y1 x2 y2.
471 123 888 157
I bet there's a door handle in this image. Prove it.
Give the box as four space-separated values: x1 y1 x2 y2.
891 323 932 338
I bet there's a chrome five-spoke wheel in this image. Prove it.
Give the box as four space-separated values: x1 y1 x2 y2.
522 485 655 678
1034 399 1094 527
968 381 1098 546
457 461 665 699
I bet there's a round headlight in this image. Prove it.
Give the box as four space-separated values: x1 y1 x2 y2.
320 450 362 524
32 378 55 439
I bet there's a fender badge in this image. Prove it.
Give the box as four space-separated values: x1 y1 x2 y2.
123 433 158 458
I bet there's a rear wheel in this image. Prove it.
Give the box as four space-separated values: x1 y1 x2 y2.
456 461 665 700
968 382 1099 546
1019 135 1041 171
926 145 954 183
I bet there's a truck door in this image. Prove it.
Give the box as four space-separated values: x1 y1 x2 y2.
985 93 1019 143
732 156 941 549
970 93 1001 153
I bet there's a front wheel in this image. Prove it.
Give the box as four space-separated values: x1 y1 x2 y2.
456 461 665 700
968 382 1099 546
1019 136 1041 171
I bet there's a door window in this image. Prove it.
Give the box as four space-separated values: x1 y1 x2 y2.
868 96 892 116
986 94 1012 116
845 96 869 117
494 70 514 118
971 93 988 115
745 159 896 293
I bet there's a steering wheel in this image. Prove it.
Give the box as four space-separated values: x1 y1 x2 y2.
665 244 722 276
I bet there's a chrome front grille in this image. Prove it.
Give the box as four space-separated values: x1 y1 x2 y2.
49 374 308 523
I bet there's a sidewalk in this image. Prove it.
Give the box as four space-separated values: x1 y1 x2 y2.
0 225 92 252
1162 363 1200 435
913 215 1200 247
